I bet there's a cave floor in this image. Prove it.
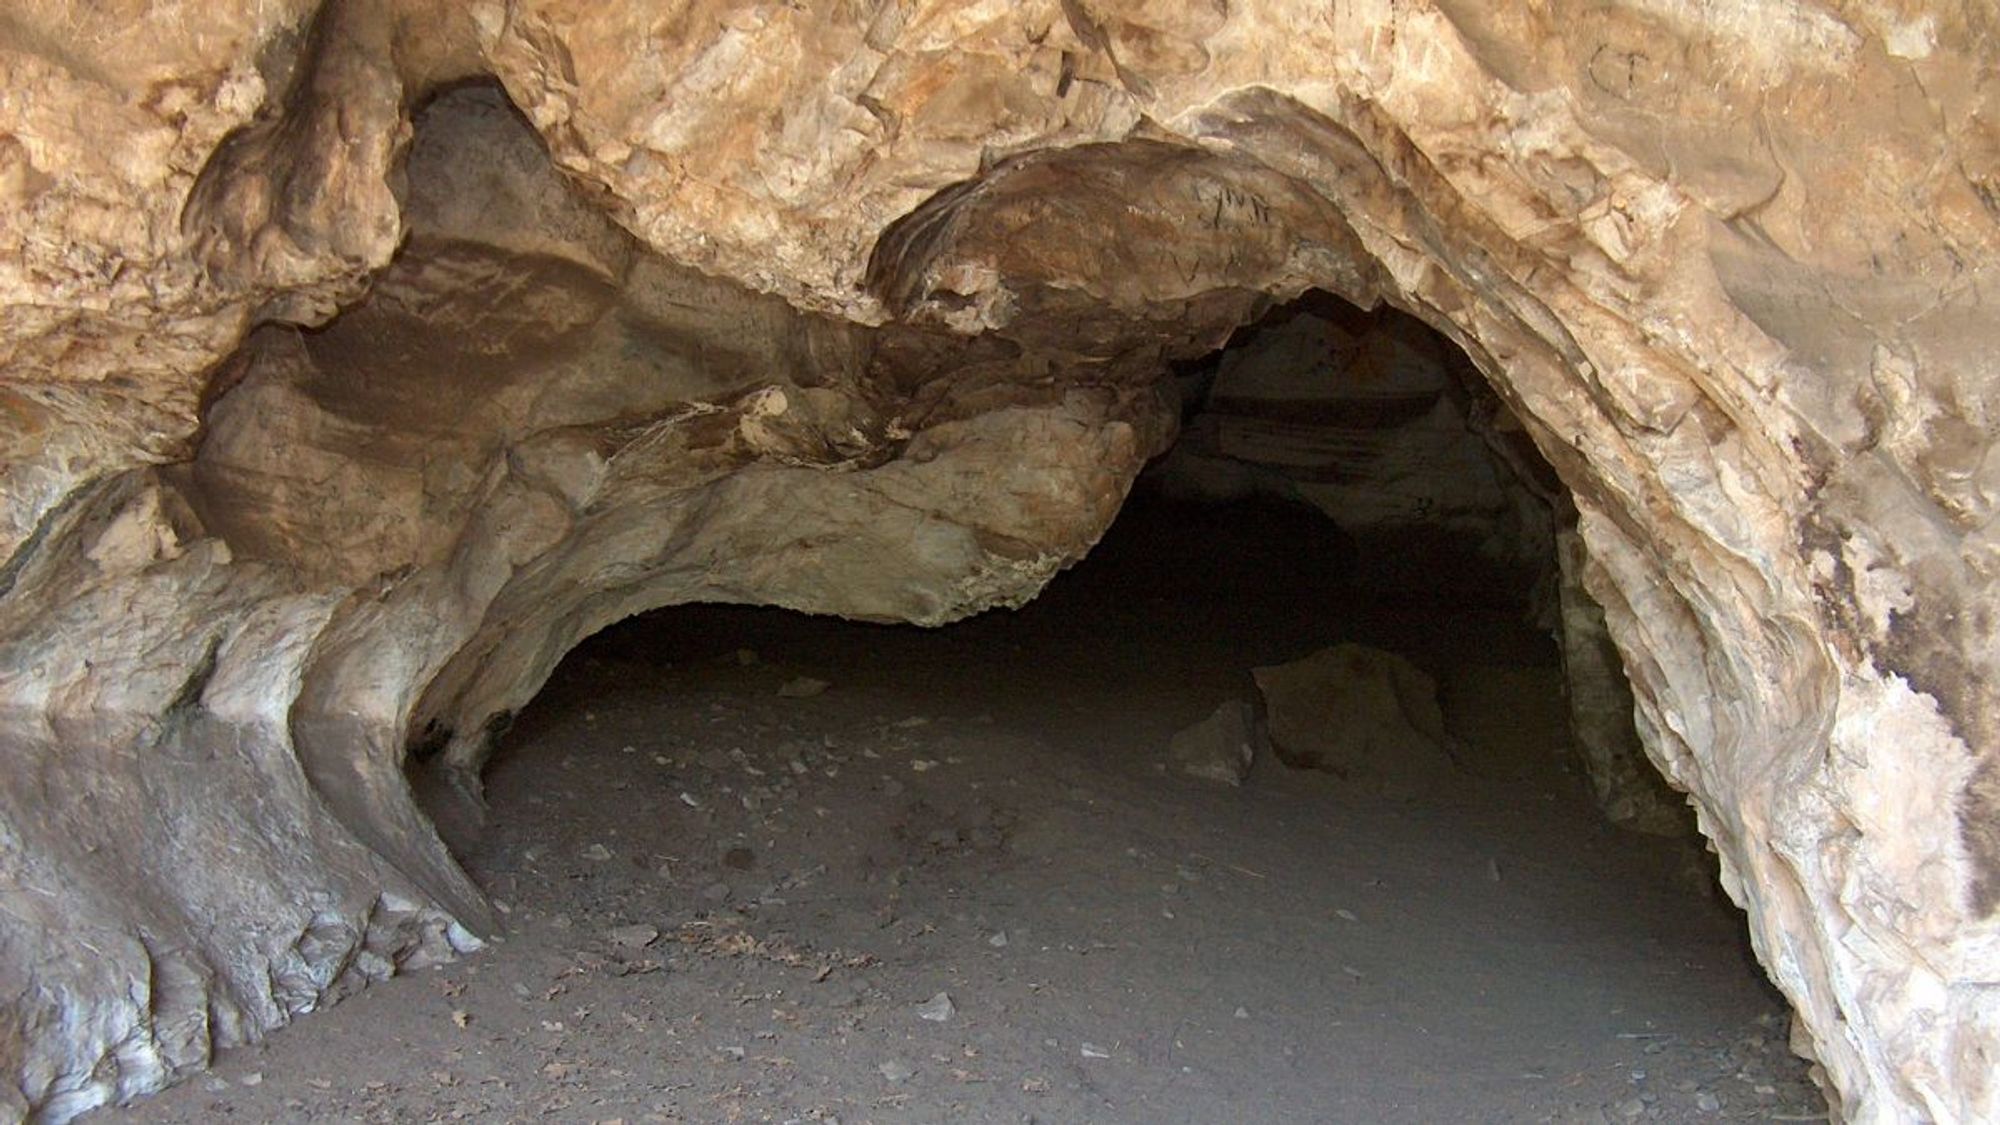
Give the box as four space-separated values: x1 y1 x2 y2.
95 499 1826 1124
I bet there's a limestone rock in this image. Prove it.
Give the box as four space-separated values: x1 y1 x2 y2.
0 2 1995 1122
1554 528 1693 836
1160 300 1549 593
1167 700 1267 786
1254 645 1456 797
604 924 659 950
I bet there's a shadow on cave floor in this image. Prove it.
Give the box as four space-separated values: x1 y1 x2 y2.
95 493 1826 1124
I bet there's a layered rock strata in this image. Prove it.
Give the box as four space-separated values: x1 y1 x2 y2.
2 3 1996 1122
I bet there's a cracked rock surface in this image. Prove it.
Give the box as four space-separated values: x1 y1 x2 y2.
2 2 1998 1122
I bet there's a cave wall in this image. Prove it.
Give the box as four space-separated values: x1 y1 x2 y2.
2 2 1997 1122
1153 298 1695 835
1155 299 1555 591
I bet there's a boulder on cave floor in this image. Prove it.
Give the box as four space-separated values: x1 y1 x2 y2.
1167 699 1269 785
1253 644 1456 797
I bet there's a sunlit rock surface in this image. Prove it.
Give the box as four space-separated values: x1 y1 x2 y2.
3 2 1997 1121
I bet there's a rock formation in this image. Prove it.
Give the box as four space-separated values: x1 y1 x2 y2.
1167 698 1267 786
1 2 1995 1122
1256 643 1458 797
1157 297 1552 591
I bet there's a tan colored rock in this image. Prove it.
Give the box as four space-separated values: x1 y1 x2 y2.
0 2 1995 1122
1255 645 1457 797
1167 699 1266 786
1555 527 1693 836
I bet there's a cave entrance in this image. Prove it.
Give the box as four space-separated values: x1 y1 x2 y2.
98 78 1830 1120
440 492 1824 1123
467 285 1824 1123
116 291 1824 1123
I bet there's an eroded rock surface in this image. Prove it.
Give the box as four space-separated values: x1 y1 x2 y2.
2 2 1997 1122
1167 699 1267 786
1555 527 1695 836
1256 644 1457 798
1158 298 1552 591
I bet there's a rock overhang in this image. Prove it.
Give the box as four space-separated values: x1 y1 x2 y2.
2 3 1997 1122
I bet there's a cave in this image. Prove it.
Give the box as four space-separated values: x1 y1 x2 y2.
104 483 1830 1123
2 4 1996 1123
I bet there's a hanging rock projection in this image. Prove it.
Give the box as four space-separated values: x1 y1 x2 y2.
1 2 1996 1121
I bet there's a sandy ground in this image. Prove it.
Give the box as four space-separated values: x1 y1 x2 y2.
93 497 1827 1124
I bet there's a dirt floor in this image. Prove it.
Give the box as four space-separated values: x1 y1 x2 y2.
94 496 1829 1124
